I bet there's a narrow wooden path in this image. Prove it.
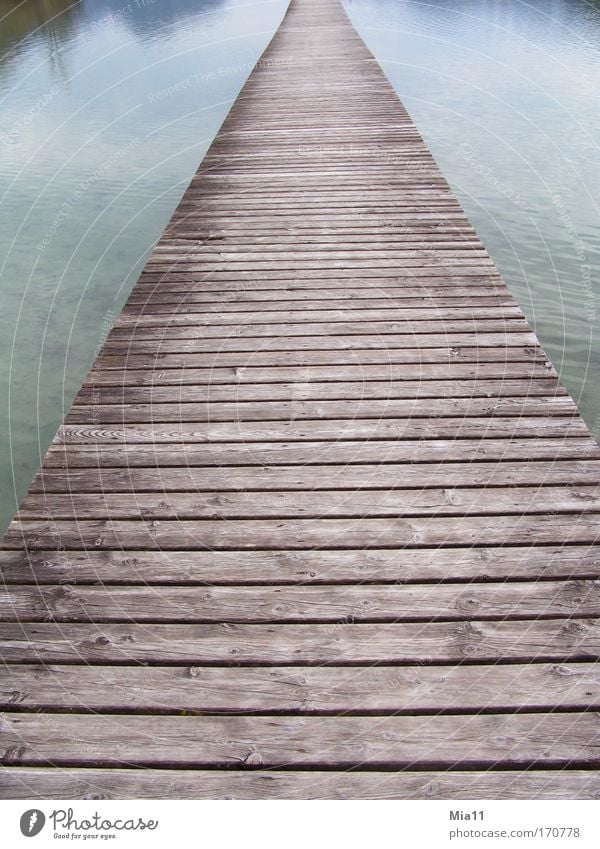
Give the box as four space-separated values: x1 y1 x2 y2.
2 0 600 799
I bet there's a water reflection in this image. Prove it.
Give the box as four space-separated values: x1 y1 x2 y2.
0 0 288 533
344 0 600 435
0 0 231 61
0 0 82 69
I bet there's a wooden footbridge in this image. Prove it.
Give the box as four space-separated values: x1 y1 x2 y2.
1 0 600 799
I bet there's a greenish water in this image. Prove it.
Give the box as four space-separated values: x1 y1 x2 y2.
0 0 289 533
2 0 600 535
343 0 600 431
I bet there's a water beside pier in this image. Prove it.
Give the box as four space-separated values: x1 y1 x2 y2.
0 0 288 532
344 0 600 431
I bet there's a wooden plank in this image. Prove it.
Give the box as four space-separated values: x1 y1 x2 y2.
84 362 557 386
1 713 598 767
96 348 551 369
100 332 543 353
64 397 579 424
74 379 565 405
4 515 600 550
0 620 596 664
1 768 598 800
30 461 600 493
123 295 512 314
42 439 600 468
106 319 536 340
0 580 598 623
125 289 511 308
114 307 521 327
2 663 598 712
17 486 600 521
144 233 482 243
54 417 589 445
2 545 599 585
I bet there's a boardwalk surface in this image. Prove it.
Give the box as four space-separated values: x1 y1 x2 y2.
1 0 600 799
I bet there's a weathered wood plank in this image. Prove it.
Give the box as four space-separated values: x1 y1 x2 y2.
2 713 599 767
114 307 521 327
30 461 600 493
106 318 536 340
125 290 511 309
84 362 557 386
0 580 598 623
1 768 598 800
66 396 578 424
54 417 588 445
2 545 598 585
1 663 598 712
99 334 542 355
0 620 596 663
97 346 547 369
41 439 600 468
17 486 600 520
133 267 501 282
74 379 565 405
4 515 600 550
124 292 511 309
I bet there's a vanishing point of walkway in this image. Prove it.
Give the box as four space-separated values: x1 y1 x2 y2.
1 0 600 799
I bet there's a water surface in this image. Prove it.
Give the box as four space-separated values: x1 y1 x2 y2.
0 0 289 532
344 0 600 432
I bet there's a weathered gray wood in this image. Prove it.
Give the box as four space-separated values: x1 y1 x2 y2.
42 439 600 468
1 768 598 800
84 362 557 386
17 486 600 520
2 545 598 585
124 291 512 310
4 515 600 550
134 269 504 287
1 713 598 767
134 266 501 282
1 663 598 712
107 318 534 340
74 378 565 405
114 307 521 327
99 333 542 354
30 460 600 493
65 396 579 424
0 620 596 663
54 417 588 444
95 346 547 369
0 580 598 622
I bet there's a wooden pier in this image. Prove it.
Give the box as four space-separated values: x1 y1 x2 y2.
1 0 600 799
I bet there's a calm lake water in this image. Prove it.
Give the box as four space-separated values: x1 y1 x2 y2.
0 0 289 533
343 0 600 424
1 0 599 533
